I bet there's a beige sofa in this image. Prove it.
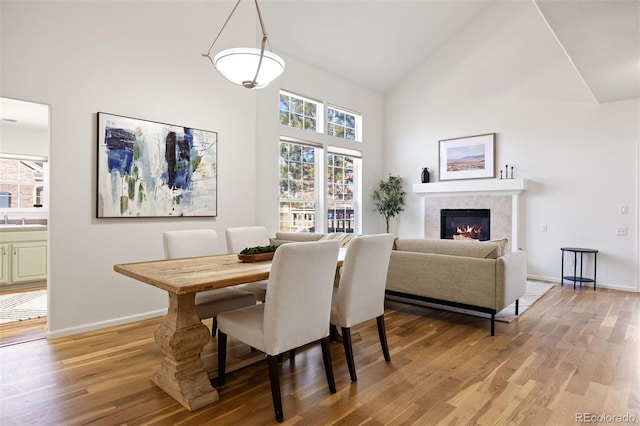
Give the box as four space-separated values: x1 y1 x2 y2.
270 232 527 335
386 239 527 335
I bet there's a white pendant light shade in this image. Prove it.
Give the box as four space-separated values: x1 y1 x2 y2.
213 48 285 89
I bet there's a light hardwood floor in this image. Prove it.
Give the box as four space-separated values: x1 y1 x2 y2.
1 283 639 425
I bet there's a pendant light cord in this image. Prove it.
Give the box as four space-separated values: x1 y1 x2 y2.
202 0 243 65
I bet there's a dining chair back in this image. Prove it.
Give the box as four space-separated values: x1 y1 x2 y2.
217 240 340 422
331 233 395 382
224 226 272 301
163 229 219 259
162 229 256 336
225 226 271 253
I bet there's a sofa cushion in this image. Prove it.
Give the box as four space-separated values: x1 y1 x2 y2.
394 238 501 259
274 232 324 242
452 235 508 256
319 232 357 248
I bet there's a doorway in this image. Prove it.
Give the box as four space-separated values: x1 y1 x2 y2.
0 98 50 345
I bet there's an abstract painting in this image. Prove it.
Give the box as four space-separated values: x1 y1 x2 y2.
97 113 217 217
439 133 495 181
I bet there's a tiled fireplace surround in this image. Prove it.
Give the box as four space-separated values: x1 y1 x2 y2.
412 179 527 253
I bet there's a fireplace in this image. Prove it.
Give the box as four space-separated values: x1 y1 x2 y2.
441 209 490 241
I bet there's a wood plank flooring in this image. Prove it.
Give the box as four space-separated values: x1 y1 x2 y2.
1 283 639 425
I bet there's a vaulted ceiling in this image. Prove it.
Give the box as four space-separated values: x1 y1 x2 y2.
2 0 638 129
261 0 639 103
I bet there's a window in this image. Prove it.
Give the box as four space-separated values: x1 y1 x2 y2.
279 91 323 133
278 91 362 233
327 106 361 141
327 152 357 233
279 142 360 234
0 156 46 209
279 142 318 232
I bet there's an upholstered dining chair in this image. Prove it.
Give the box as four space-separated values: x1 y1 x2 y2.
217 240 340 423
162 229 256 336
330 233 395 382
225 226 271 302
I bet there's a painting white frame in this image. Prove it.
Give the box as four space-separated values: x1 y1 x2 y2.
439 133 495 181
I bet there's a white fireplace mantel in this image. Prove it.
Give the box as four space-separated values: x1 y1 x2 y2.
413 178 527 252
412 178 527 196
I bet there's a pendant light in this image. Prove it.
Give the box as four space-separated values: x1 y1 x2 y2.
202 0 285 89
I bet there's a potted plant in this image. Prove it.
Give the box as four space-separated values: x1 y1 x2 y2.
372 174 405 233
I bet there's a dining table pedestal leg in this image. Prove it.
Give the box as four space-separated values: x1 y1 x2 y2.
151 292 219 411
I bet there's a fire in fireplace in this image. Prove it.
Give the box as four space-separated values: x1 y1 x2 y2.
440 209 490 241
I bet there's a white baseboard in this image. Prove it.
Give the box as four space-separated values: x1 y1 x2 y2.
527 274 639 293
46 309 167 339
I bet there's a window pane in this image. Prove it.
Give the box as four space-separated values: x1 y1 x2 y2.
302 147 315 163
304 117 316 131
279 94 290 112
0 158 45 208
304 102 316 118
279 141 318 232
327 106 361 141
292 97 303 114
280 92 320 135
279 111 289 125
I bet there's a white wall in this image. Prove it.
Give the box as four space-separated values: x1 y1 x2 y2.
1 1 385 337
384 2 639 291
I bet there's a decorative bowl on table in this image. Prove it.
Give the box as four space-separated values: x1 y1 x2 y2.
237 245 278 262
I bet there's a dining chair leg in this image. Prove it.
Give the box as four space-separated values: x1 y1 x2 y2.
330 324 338 341
320 336 337 393
267 355 284 423
376 315 391 362
341 327 357 382
217 332 227 387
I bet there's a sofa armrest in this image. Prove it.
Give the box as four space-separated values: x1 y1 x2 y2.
495 250 527 310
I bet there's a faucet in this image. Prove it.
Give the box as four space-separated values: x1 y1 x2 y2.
3 212 7 225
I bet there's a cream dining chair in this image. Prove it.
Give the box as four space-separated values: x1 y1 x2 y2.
216 240 340 423
330 233 395 382
162 229 256 336
225 226 271 302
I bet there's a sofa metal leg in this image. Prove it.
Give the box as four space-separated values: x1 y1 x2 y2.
515 299 519 315
490 314 495 336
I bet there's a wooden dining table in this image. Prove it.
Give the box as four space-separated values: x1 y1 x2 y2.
113 250 345 412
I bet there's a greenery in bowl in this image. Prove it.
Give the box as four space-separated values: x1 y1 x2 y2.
239 245 278 255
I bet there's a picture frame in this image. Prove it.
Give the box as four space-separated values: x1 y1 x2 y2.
439 133 495 181
97 112 217 218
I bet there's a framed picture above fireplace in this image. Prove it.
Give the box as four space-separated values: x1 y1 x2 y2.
439 133 495 181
